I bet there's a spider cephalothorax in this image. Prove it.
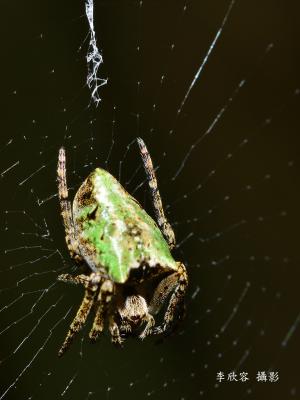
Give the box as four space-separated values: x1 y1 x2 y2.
57 138 188 356
117 293 154 338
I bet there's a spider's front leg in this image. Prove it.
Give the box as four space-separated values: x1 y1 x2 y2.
137 138 176 249
57 147 82 263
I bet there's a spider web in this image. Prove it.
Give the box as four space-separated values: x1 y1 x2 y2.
1 1 300 399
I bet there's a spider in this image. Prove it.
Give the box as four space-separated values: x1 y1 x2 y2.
56 138 188 356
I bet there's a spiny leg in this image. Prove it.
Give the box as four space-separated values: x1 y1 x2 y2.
148 272 180 315
58 273 92 287
142 272 179 338
109 313 123 345
137 137 176 249
89 280 114 341
139 314 155 340
57 147 81 262
58 287 97 357
152 263 188 335
58 271 102 288
58 272 102 356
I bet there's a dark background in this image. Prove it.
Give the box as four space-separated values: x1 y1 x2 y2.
0 1 299 399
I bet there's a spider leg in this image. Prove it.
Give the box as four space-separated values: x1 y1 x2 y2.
89 280 114 341
148 272 179 315
150 263 188 335
139 313 155 340
57 272 102 287
58 286 97 357
57 273 91 286
108 313 124 346
137 137 176 249
57 147 82 262
58 272 103 356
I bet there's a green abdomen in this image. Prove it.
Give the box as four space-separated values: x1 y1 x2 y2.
73 168 176 283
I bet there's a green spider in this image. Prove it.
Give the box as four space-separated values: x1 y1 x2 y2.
57 138 188 356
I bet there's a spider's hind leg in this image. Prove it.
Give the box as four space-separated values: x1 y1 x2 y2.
137 138 176 249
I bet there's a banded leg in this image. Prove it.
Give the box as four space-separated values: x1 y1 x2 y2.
58 273 91 287
58 272 102 288
58 287 97 357
89 280 114 341
57 147 81 261
152 263 188 335
137 137 176 249
139 314 155 340
148 272 180 315
109 314 123 345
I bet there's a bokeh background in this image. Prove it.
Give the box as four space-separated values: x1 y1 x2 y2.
0 1 299 399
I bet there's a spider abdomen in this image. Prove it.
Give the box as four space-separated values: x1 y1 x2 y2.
73 168 177 283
